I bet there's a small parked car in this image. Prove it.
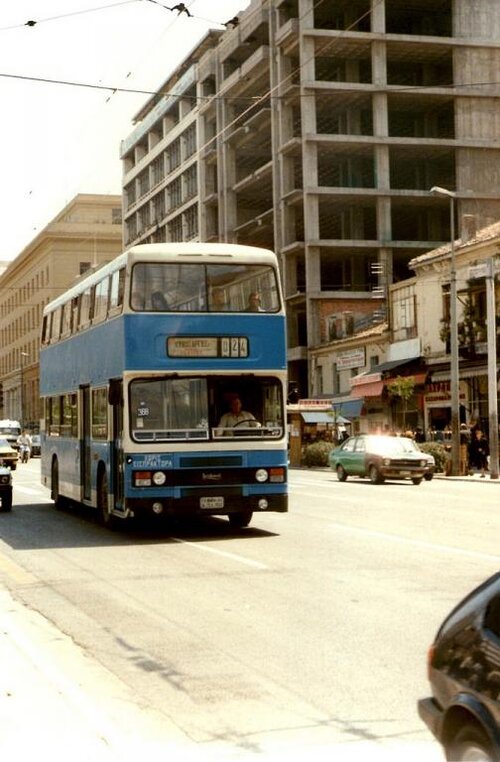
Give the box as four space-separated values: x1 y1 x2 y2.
418 572 500 761
30 434 41 457
0 438 18 471
328 434 428 484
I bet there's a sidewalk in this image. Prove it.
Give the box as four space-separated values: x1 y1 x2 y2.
0 588 196 760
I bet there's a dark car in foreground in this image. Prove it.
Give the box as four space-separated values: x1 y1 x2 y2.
328 434 429 484
0 464 12 511
418 573 500 761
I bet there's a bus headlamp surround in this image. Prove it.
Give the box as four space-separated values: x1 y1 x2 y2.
255 468 268 482
153 471 167 486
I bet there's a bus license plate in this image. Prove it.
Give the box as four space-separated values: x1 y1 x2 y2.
200 496 224 509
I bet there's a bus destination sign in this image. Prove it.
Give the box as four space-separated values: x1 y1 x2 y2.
167 336 249 358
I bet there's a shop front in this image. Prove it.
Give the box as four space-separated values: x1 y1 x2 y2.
424 379 470 438
287 399 356 466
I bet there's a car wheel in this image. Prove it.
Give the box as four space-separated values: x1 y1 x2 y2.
411 477 422 485
336 465 348 482
228 511 253 528
424 472 433 481
447 724 496 762
369 464 383 484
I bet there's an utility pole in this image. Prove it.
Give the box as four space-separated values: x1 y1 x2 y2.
486 258 499 479
431 186 460 475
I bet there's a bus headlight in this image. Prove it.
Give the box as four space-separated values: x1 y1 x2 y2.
255 469 268 482
153 471 166 486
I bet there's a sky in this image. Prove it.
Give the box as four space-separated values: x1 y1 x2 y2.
0 0 250 261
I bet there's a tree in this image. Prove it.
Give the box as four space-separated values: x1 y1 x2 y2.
386 375 416 431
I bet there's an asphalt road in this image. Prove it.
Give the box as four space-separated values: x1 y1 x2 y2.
1 460 498 761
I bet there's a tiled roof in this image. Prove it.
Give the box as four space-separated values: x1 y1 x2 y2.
409 218 500 269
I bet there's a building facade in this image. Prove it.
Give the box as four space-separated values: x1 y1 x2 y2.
0 194 123 428
121 0 500 396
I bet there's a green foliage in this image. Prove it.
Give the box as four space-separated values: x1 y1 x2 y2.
303 441 334 467
386 375 416 402
418 442 447 473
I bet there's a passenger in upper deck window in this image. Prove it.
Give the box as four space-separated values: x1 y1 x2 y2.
151 291 169 311
210 287 228 311
246 291 264 312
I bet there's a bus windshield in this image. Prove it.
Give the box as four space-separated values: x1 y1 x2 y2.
130 263 280 313
130 375 284 442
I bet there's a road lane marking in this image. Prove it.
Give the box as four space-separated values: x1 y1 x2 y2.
15 485 49 496
171 537 268 569
0 551 37 584
330 522 500 562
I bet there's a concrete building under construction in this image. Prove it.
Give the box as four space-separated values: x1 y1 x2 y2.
121 0 500 395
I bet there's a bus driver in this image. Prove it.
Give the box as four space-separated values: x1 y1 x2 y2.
217 395 259 434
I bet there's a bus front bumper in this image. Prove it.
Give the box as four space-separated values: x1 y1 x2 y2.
125 492 288 519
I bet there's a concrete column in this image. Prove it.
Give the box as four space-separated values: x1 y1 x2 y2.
371 0 386 33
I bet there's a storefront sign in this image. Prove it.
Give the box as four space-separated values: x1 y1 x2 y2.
336 348 366 370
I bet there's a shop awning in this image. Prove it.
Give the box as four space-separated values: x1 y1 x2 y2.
301 412 339 424
331 398 364 418
431 366 488 382
350 372 384 397
369 357 420 374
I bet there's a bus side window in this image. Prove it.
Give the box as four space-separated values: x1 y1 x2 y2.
93 277 110 324
41 313 50 345
78 288 92 330
51 307 62 343
109 269 125 315
60 300 72 339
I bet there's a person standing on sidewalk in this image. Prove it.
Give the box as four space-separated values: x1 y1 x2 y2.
459 423 470 475
470 428 489 477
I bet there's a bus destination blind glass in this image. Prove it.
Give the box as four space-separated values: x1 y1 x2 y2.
167 336 249 358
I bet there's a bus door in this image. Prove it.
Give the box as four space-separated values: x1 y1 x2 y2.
109 380 124 509
80 385 92 501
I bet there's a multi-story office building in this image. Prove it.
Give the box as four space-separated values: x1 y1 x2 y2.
0 194 123 427
121 0 500 395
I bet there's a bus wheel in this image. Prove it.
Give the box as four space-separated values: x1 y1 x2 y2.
51 461 64 509
228 511 253 529
98 470 115 529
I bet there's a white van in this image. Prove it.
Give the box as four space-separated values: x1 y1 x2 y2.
0 420 21 450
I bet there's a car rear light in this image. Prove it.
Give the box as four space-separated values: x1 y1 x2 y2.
269 467 285 483
134 470 152 486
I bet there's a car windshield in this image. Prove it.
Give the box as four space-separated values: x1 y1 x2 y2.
365 436 419 454
0 438 11 448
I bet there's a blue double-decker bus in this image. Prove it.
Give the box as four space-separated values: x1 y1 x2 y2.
39 243 288 529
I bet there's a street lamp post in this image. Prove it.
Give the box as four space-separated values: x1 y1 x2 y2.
430 186 460 476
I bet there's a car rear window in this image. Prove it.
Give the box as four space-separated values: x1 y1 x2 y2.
438 573 500 637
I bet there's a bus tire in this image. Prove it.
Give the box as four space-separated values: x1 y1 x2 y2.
98 469 116 529
51 460 64 509
228 510 253 528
